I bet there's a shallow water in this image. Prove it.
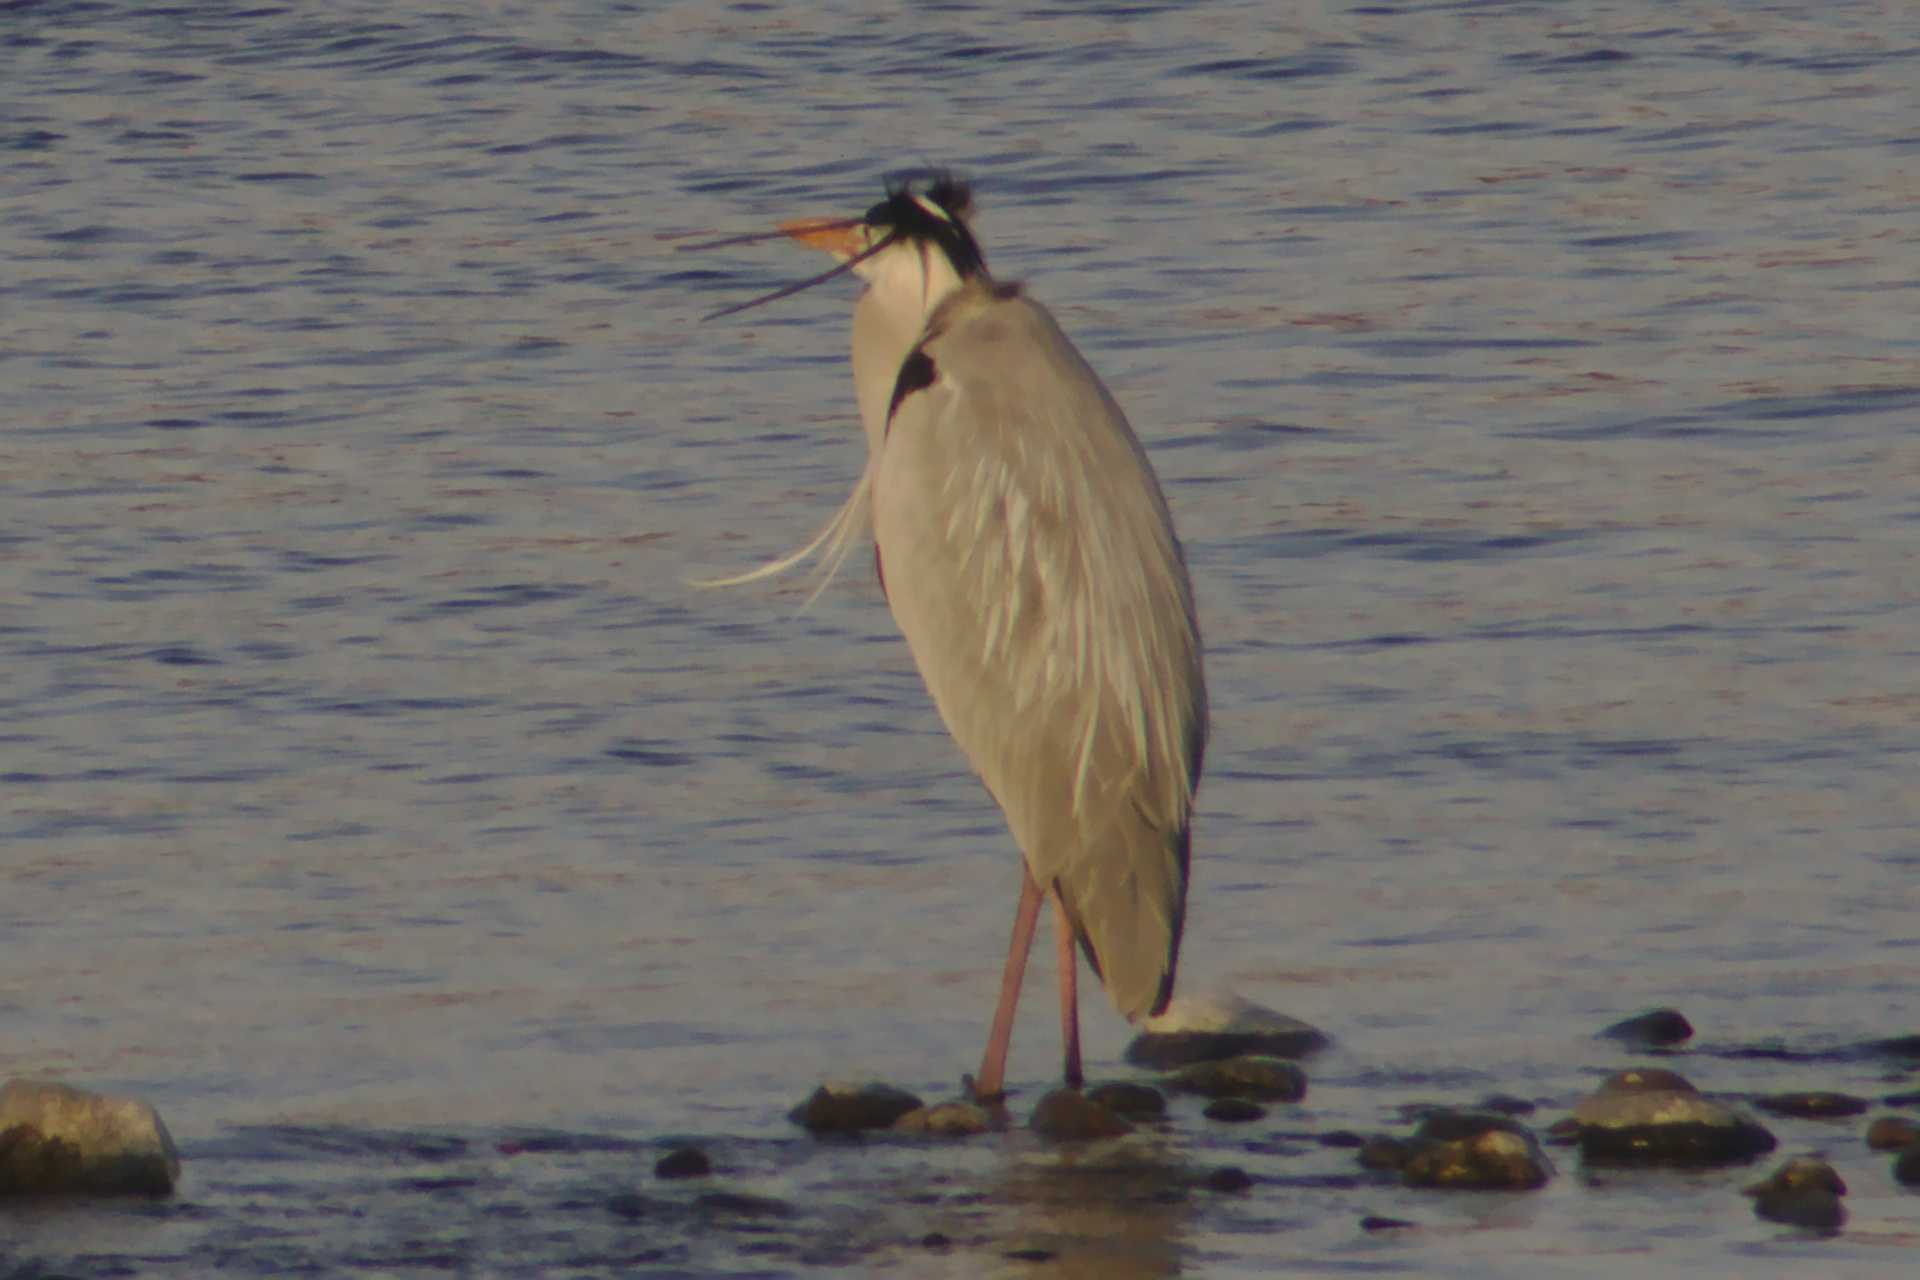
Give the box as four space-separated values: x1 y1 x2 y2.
4 0 1919 1273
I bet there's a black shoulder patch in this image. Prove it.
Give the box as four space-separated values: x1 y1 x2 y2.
886 348 937 430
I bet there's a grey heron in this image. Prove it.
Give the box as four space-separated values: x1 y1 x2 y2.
702 177 1207 1099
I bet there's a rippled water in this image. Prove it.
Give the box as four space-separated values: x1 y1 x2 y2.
4 1 1918 1273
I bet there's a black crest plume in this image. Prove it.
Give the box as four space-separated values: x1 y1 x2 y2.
865 172 988 280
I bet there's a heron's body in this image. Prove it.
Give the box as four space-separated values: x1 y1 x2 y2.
875 278 1204 1023
713 178 1206 1095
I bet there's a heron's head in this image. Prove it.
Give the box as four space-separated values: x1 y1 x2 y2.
693 174 987 323
783 176 987 318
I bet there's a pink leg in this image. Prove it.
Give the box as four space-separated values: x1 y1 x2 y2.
971 865 1044 1102
1052 887 1083 1089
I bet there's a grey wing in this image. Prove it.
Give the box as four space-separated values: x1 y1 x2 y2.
871 290 1207 1021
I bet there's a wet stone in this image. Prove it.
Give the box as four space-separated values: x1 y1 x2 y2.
1895 1145 1920 1187
1203 1165 1253 1193
1399 1111 1552 1191
1570 1069 1776 1166
1126 994 1329 1069
788 1082 925 1134
653 1146 712 1179
1414 1109 1531 1145
694 1190 793 1218
1029 1088 1133 1141
1868 1034 1920 1059
1162 1055 1307 1103
1752 1091 1870 1119
1745 1157 1847 1233
1357 1136 1412 1172
1597 1008 1694 1050
0 1079 181 1196
1866 1115 1920 1151
1084 1081 1166 1118
1202 1098 1266 1124
893 1101 995 1137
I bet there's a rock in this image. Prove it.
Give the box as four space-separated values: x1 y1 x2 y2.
1896 1145 1920 1187
1867 1034 1920 1059
694 1190 793 1218
0 1079 180 1196
1398 1111 1552 1191
893 1101 995 1137
1866 1115 1920 1151
1357 1136 1412 1172
788 1082 925 1134
1360 1214 1418 1232
1161 1055 1306 1102
1745 1157 1846 1232
1202 1098 1265 1123
1029 1088 1133 1141
1744 1155 1845 1198
1414 1109 1529 1145
1124 993 1329 1069
1570 1069 1776 1165
1597 1008 1694 1050
1203 1165 1253 1193
653 1146 711 1179
1752 1091 1870 1119
1084 1081 1166 1118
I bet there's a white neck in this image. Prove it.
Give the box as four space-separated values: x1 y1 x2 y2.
847 241 967 454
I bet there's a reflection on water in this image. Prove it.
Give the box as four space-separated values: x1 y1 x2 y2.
991 1145 1192 1279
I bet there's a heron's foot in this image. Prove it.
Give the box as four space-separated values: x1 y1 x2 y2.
961 1072 1011 1107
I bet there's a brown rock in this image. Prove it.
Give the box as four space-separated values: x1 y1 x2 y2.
0 1079 180 1196
893 1101 995 1137
1866 1115 1920 1151
788 1082 924 1134
1570 1069 1775 1166
1029 1088 1133 1141
1162 1055 1306 1102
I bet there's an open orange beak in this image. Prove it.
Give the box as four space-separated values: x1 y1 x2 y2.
780 217 865 260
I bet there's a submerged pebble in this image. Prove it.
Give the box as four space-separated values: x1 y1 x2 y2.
1752 1091 1870 1119
1084 1081 1166 1118
1597 1008 1694 1050
1126 994 1329 1069
1028 1088 1133 1141
1203 1165 1253 1193
788 1082 925 1134
1744 1156 1847 1233
0 1079 180 1196
1162 1055 1307 1103
1568 1069 1775 1165
1895 1145 1920 1187
1202 1098 1266 1124
653 1146 712 1179
1865 1115 1920 1151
